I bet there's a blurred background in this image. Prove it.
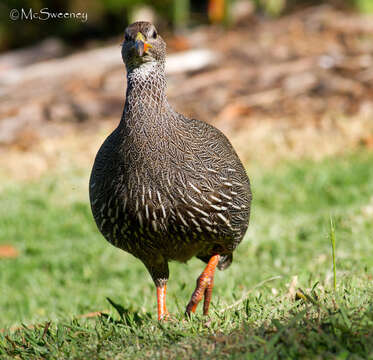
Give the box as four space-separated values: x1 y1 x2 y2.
0 0 373 330
0 0 373 177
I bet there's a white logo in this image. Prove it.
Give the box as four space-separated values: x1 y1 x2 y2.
9 8 88 22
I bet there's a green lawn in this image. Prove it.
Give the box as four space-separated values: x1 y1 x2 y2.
0 151 372 359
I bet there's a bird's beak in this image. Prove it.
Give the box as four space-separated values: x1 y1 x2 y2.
135 32 152 57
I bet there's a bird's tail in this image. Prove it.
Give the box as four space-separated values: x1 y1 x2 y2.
217 253 232 270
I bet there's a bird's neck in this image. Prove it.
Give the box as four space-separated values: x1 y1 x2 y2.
122 61 168 124
117 60 177 164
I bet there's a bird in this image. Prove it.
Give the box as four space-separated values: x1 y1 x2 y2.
89 21 252 320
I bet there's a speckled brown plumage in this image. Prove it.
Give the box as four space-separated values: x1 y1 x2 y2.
89 21 252 319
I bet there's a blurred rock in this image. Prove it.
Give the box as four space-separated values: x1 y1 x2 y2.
231 0 255 24
0 38 65 73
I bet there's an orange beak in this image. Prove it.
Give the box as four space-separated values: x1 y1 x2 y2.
135 32 152 56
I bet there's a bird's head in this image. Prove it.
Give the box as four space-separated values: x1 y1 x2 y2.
122 21 166 71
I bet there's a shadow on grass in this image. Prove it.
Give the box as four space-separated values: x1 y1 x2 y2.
1 300 372 359
105 297 150 326
204 305 373 359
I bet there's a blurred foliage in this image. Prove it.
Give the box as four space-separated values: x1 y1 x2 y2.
353 0 373 13
257 0 373 15
253 0 287 16
0 0 174 51
0 0 372 52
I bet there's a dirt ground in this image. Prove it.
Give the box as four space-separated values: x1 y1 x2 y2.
1 5 373 180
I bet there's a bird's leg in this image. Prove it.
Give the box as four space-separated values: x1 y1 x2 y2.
156 284 169 320
146 260 170 321
186 254 220 316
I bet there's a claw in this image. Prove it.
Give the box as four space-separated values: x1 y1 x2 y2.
186 254 220 316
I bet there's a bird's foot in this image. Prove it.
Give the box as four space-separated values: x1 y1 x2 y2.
185 254 220 316
185 273 214 316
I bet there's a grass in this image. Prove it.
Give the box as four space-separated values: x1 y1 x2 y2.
329 217 337 292
0 151 373 358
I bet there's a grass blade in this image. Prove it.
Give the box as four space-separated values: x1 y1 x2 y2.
329 216 337 291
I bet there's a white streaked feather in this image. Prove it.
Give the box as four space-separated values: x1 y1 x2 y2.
186 194 203 207
217 213 230 225
141 185 145 205
218 191 232 200
179 174 187 188
160 205 166 218
192 206 209 217
210 204 222 211
207 167 218 173
137 212 143 227
209 195 222 203
157 190 162 203
177 211 188 226
201 195 212 205
186 210 195 218
189 182 202 194
191 218 200 227
201 217 213 225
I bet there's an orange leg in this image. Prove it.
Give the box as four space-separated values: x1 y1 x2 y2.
186 254 220 316
156 284 169 320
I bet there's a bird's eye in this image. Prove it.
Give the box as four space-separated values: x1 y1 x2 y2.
152 30 157 39
125 33 131 42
